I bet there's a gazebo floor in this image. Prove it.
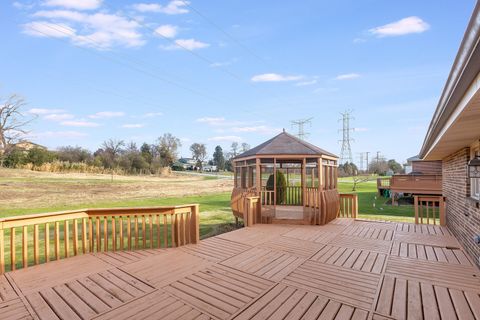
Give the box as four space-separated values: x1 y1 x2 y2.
1 219 479 320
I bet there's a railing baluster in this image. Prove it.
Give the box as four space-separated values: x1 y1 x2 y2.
103 216 108 252
0 228 4 274
22 226 28 269
82 218 87 254
163 215 168 247
134 216 139 250
73 219 78 256
170 214 175 247
64 220 69 258
96 217 101 252
34 225 39 265
112 216 116 251
142 215 146 249
149 215 153 249
45 223 50 263
127 216 132 250
54 222 60 260
119 216 124 251
156 215 161 248
11 228 16 271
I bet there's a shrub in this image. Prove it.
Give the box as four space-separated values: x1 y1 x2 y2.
266 170 287 205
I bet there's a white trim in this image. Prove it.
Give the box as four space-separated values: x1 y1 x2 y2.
424 71 480 159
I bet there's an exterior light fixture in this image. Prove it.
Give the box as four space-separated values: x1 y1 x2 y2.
468 155 480 178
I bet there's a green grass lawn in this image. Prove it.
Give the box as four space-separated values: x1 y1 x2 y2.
338 178 416 222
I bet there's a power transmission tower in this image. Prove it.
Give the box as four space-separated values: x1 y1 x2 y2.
365 152 370 173
358 152 365 171
338 110 354 164
291 117 313 140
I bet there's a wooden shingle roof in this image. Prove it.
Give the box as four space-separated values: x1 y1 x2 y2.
234 131 337 160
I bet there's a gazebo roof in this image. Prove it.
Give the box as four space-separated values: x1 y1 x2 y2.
234 131 338 160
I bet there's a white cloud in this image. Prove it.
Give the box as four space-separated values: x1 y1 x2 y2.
122 123 145 128
232 125 280 135
13 2 34 10
335 73 360 80
295 79 317 86
61 120 100 127
44 113 75 121
42 0 102 10
208 135 243 142
154 24 178 38
133 1 189 14
89 111 125 119
30 130 88 138
163 38 210 50
369 16 430 37
28 108 65 114
29 10 144 49
210 58 237 68
251 73 303 82
23 21 76 38
196 117 225 125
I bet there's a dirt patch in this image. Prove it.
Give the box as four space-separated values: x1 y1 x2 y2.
0 168 233 211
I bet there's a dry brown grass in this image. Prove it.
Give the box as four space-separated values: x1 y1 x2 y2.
0 168 233 211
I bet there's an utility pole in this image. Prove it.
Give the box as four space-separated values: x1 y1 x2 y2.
290 117 313 140
376 151 381 163
338 110 354 164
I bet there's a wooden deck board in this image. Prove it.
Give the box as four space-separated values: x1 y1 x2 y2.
1 219 479 320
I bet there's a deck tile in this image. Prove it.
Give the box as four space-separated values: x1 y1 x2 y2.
394 232 460 248
310 244 387 274
221 247 306 281
328 234 392 254
282 260 381 309
93 249 167 267
25 268 154 320
281 226 339 244
96 290 213 320
180 237 251 262
391 241 474 266
120 250 212 288
233 283 369 320
0 297 33 320
0 275 18 302
342 225 394 241
217 224 293 246
164 264 274 320
395 223 451 236
258 236 325 258
376 275 480 320
385 255 480 291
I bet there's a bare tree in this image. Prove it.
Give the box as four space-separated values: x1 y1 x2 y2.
241 142 250 153
102 139 125 159
231 142 239 157
352 175 371 191
0 94 35 154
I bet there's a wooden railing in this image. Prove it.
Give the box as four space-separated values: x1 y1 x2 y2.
390 174 442 194
338 194 358 218
0 204 199 274
260 190 275 206
377 177 391 188
283 186 302 205
414 195 445 225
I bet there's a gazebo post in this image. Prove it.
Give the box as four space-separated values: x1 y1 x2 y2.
255 158 261 193
302 158 307 207
273 157 277 217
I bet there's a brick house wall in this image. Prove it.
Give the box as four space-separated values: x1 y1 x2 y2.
443 147 480 266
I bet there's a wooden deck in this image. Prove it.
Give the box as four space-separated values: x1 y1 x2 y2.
1 219 479 320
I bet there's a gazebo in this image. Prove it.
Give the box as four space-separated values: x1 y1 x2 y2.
231 130 348 225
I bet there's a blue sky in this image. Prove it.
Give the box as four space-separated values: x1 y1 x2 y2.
0 0 476 165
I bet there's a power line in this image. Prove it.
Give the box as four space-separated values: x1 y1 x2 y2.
290 117 313 140
30 21 228 105
179 0 272 67
338 110 354 164
103 2 249 85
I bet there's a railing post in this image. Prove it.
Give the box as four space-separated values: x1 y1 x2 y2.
190 204 200 244
439 196 446 226
414 195 419 224
353 194 358 218
0 223 4 275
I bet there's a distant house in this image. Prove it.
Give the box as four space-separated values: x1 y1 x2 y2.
419 4 480 266
178 157 197 170
203 164 217 172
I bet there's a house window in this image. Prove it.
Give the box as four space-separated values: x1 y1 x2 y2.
472 177 480 200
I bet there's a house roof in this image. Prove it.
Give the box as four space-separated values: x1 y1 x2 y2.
234 131 337 160
419 2 480 159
